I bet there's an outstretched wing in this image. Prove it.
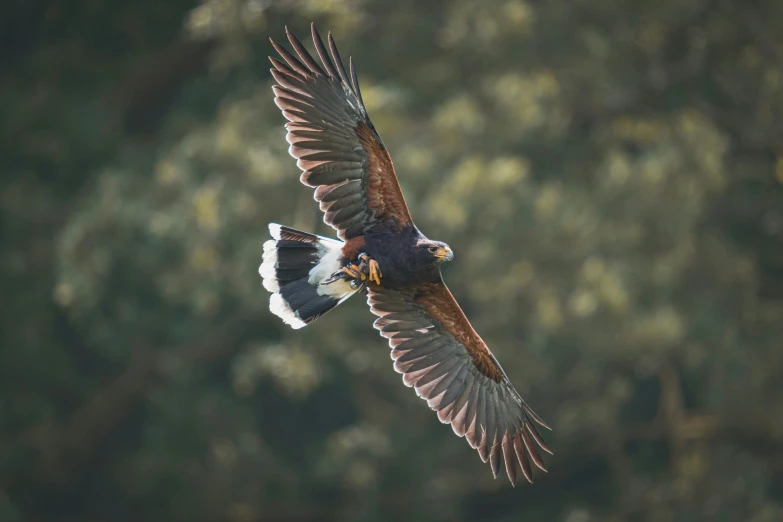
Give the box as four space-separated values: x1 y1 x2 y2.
366 280 552 485
269 25 413 240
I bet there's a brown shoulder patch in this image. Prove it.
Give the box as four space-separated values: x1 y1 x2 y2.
355 121 413 227
413 283 505 382
341 236 366 261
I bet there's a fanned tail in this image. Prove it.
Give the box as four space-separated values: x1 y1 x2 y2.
259 224 358 328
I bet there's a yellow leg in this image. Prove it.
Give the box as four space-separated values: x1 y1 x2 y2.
342 265 366 281
368 259 382 285
359 253 383 285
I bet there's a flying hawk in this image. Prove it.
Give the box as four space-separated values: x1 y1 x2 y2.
259 24 552 485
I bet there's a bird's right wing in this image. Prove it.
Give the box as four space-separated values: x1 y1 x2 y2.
269 25 414 240
366 280 552 485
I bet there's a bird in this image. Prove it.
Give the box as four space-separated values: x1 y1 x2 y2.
259 24 552 485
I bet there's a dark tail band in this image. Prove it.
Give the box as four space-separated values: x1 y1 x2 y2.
259 224 358 328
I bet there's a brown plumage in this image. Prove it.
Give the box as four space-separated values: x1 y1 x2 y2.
259 24 552 486
269 26 412 240
367 282 551 485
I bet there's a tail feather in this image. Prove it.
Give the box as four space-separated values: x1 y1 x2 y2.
260 224 358 328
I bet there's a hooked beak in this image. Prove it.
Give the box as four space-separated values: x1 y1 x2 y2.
435 247 454 262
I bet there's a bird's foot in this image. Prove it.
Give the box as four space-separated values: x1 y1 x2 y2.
341 264 367 282
333 254 382 288
322 265 364 290
322 270 349 285
358 253 383 285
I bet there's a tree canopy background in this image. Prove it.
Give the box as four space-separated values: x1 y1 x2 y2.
3 0 783 521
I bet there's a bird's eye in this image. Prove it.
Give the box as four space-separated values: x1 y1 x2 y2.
428 246 438 253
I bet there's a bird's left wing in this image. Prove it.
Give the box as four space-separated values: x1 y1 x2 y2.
269 25 414 240
366 280 552 485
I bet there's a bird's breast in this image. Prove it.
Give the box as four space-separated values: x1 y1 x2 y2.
362 227 434 287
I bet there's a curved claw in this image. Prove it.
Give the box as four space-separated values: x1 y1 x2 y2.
342 266 366 281
346 253 382 285
367 258 382 285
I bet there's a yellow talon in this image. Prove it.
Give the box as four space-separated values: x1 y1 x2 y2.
352 265 367 281
348 253 383 285
368 259 382 285
342 266 365 281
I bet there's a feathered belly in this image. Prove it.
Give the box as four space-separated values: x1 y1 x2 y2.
362 229 435 287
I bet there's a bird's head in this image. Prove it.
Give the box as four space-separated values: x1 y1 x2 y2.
419 239 453 266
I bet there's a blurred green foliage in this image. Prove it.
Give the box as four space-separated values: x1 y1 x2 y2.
3 0 783 521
